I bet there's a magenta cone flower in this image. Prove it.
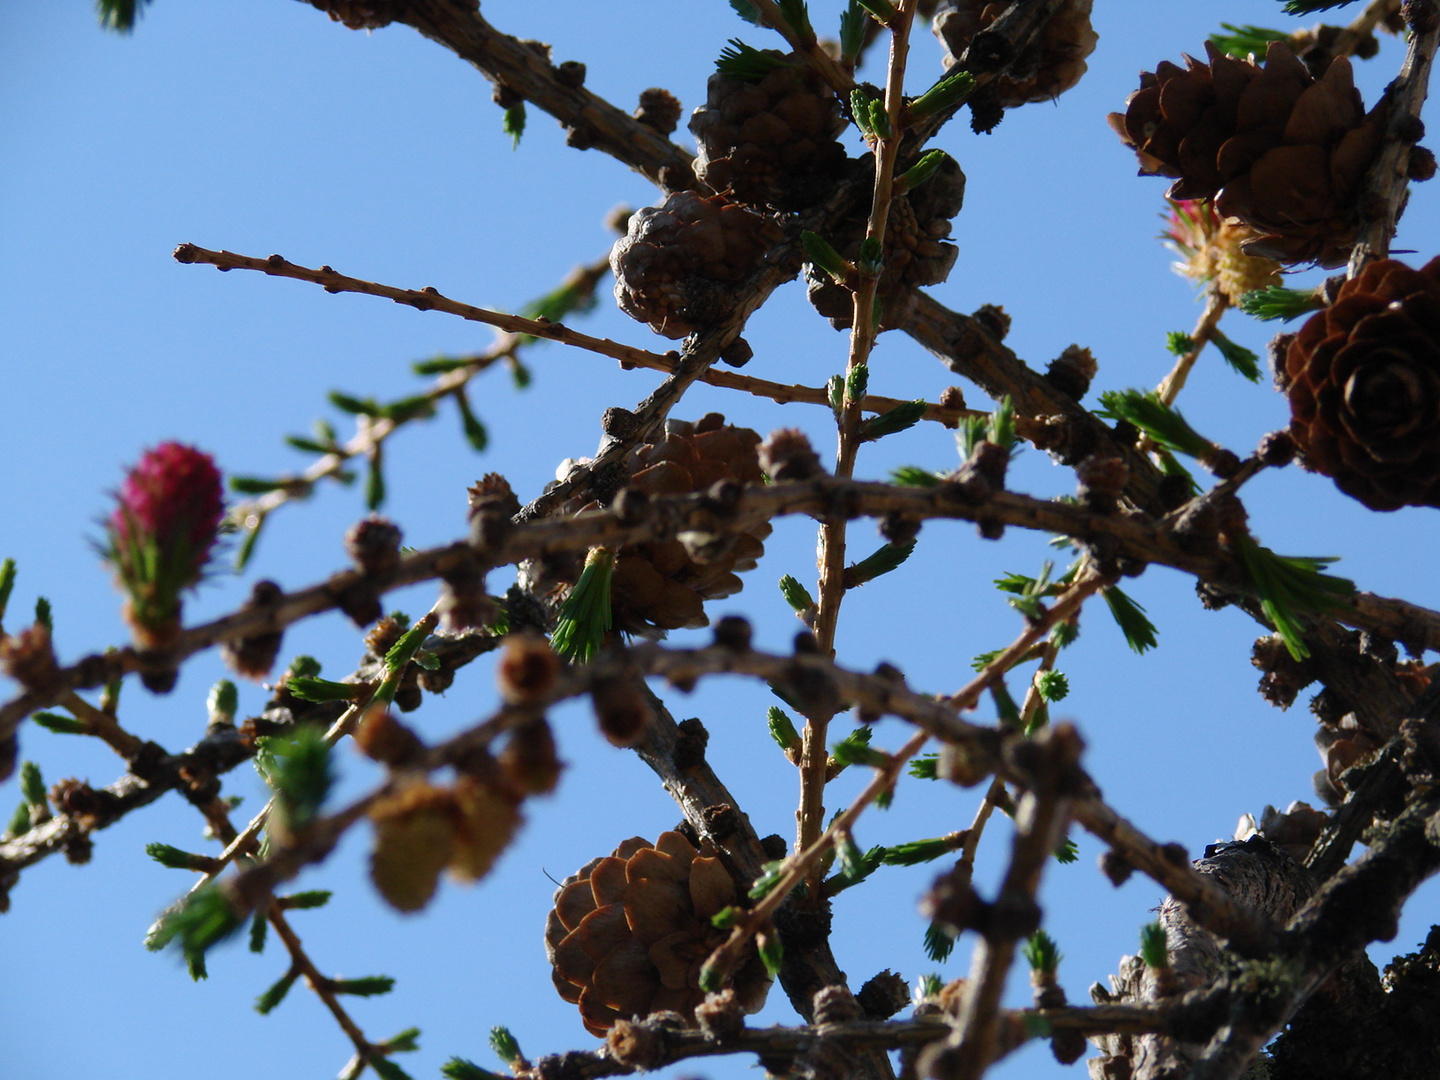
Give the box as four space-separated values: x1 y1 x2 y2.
103 442 225 650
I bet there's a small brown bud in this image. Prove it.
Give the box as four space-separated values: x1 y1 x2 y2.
635 87 683 134
1405 0 1439 35
592 676 654 747
365 615 409 659
418 664 455 694
606 1020 664 1070
713 615 753 651
719 336 753 368
221 579 285 680
695 988 745 1041
879 512 921 547
938 731 1002 787
497 633 560 704
353 706 424 767
1099 849 1134 886
64 834 94 865
335 580 383 628
601 406 639 440
345 515 403 577
437 560 494 634
392 676 424 713
673 716 709 768
555 60 586 89
856 969 910 1020
50 777 109 824
1075 455 1128 514
0 623 60 693
1256 429 1297 467
923 867 990 935
938 386 967 416
499 717 563 796
1044 345 1097 401
702 801 740 839
0 734 16 784
467 473 520 551
1050 1029 1087 1065
971 303 1010 340
812 984 863 1027
759 428 825 482
1409 145 1437 181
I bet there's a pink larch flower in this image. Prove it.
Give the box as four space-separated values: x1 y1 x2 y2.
103 442 225 651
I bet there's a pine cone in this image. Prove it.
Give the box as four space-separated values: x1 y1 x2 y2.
1109 41 1385 268
551 414 771 633
611 192 783 339
689 52 849 212
545 831 771 1036
1279 256 1440 510
932 0 1097 107
806 154 966 330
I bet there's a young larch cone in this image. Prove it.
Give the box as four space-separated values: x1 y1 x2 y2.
553 414 771 633
102 442 225 651
1164 198 1281 305
545 831 771 1036
689 52 849 212
932 0 1098 107
611 192 783 339
1279 256 1440 510
1110 41 1385 267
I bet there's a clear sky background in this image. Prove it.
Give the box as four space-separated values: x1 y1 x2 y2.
2 3 1439 1080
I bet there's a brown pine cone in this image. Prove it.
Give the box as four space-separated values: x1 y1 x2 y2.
549 414 771 633
806 153 966 330
1110 41 1385 268
545 831 771 1036
611 192 783 339
932 0 1097 107
689 52 849 212
1279 256 1440 510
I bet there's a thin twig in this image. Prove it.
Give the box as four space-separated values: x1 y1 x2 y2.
802 0 922 912
7 474 1440 749
375 0 696 186
1328 0 1405 60
173 244 669 370
1155 288 1230 407
940 726 1083 1080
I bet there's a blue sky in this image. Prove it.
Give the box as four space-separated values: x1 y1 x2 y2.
3 3 1439 1079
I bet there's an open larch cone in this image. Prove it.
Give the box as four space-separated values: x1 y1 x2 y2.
545 831 771 1036
550 413 771 633
689 50 849 213
1279 256 1440 510
932 0 1098 107
1110 40 1385 268
611 191 783 339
